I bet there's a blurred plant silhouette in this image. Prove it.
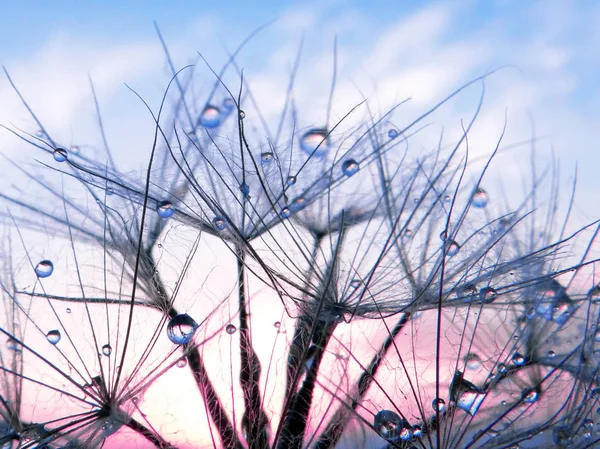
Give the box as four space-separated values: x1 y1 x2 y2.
0 22 599 449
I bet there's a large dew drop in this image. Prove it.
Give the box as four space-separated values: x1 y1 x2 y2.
373 410 410 441
46 330 61 345
167 313 198 345
300 128 330 157
341 159 360 177
471 187 489 208
156 201 175 218
198 105 222 128
35 260 54 278
432 398 446 412
53 148 68 162
444 240 460 257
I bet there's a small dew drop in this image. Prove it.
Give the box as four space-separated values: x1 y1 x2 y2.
166 313 198 345
225 324 237 335
222 97 235 113
70 145 80 154
300 128 330 157
445 240 460 257
35 260 54 278
439 230 447 241
464 353 481 370
53 148 68 162
102 344 112 357
156 201 175 218
478 287 497 304
239 110 246 119
35 129 45 138
471 187 489 208
239 182 250 197
511 352 526 366
548 350 556 358
261 152 274 163
46 330 61 345
403 229 413 239
6 337 22 352
497 363 507 373
444 194 451 202
432 398 446 412
66 308 71 314
199 105 222 128
280 207 291 219
286 176 296 186
388 129 399 139
341 159 360 177
213 217 226 231
274 321 281 328
176 358 187 368
521 388 539 404
350 279 361 289
373 410 404 440
289 196 306 212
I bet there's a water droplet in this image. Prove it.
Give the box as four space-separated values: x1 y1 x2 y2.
222 97 235 113
456 390 486 415
289 196 306 212
239 110 246 119
106 187 114 196
176 358 187 368
471 188 489 208
280 207 291 219
548 350 556 358
6 337 22 352
156 201 175 218
521 387 539 403
132 396 139 405
464 353 481 370
412 425 422 437
35 260 54 278
239 182 250 197
479 287 497 304
199 105 221 128
591 387 600 399
46 330 61 345
439 230 447 241
444 240 460 257
432 398 446 412
166 313 198 345
35 129 45 138
261 152 274 163
225 324 236 334
444 194 451 202
511 352 526 366
102 344 112 356
341 159 359 177
286 176 296 186
583 418 594 428
403 229 413 239
497 363 507 373
66 308 71 314
274 321 281 328
350 279 361 289
69 145 80 154
53 148 68 162
373 410 408 440
213 217 226 231
300 128 330 157
388 129 399 139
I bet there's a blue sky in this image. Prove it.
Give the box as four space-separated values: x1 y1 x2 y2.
0 0 598 226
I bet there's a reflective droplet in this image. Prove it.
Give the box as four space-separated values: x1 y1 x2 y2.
444 194 451 202
511 352 526 366
70 145 80 154
289 196 306 212
388 129 399 139
300 128 330 157
35 129 45 138
444 240 460 257
166 313 198 345
583 418 594 428
225 324 237 335
548 350 556 358
341 159 359 177
471 188 489 208
350 279 361 289
213 217 226 231
46 330 61 345
6 337 22 352
66 308 71 314
199 105 221 128
53 148 68 162
280 207 291 219
35 260 54 278
156 201 175 218
373 410 408 440
176 358 187 368
239 110 246 119
222 97 235 113
261 152 274 163
304 345 317 372
412 425 422 437
403 229 413 239
432 398 446 412
464 353 481 370
521 387 539 403
286 176 296 186
439 230 447 241
450 371 484 415
479 287 497 304
102 344 112 356
274 321 281 328
591 387 600 399
456 390 486 415
497 363 507 373
238 183 250 198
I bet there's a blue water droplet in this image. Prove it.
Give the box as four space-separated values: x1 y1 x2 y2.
445 240 460 257
166 313 198 345
341 159 360 177
261 152 274 163
289 196 306 212
53 148 68 162
102 344 112 356
286 176 297 186
239 182 250 196
225 324 237 334
478 287 497 304
198 105 222 128
432 398 446 412
471 187 489 208
280 207 291 219
239 110 246 119
222 97 235 113
156 201 175 218
511 352 526 366
213 217 226 231
69 145 80 155
300 128 330 157
521 387 538 403
46 330 61 345
35 260 54 278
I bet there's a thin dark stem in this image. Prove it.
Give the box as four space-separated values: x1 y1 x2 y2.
236 246 270 449
126 416 175 449
313 313 411 449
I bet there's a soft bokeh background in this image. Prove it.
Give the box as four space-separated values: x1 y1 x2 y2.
0 1 598 448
